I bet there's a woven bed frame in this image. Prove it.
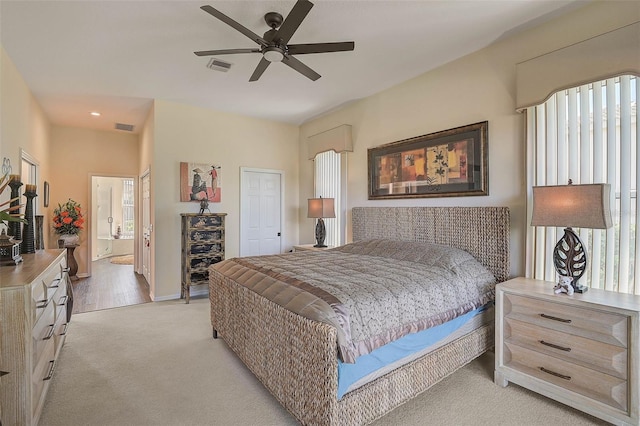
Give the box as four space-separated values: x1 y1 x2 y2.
210 206 510 425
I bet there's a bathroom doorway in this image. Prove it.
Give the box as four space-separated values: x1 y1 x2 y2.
71 175 150 314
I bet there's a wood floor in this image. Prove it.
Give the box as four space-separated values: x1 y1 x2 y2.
71 257 151 314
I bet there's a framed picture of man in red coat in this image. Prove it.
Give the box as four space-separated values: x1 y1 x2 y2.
180 162 221 202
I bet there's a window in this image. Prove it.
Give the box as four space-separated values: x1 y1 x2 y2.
526 75 638 295
314 150 346 247
121 178 134 238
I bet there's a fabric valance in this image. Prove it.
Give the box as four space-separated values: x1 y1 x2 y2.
516 22 640 111
307 124 353 159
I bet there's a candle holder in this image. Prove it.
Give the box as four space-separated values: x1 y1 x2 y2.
21 186 37 254
7 176 23 243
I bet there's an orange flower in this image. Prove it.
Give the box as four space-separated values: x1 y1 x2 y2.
62 217 73 224
61 211 69 217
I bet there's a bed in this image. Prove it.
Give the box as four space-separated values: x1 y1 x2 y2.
209 206 510 425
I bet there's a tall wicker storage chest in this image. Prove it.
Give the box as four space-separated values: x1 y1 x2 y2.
180 213 226 303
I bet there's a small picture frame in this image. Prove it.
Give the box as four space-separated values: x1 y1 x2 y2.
43 181 50 207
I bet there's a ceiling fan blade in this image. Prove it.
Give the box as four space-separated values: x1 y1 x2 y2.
200 5 267 46
249 58 271 82
194 48 260 57
287 41 355 55
272 0 313 45
282 55 321 81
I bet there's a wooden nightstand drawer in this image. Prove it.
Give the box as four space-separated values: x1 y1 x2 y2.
495 277 640 426
504 342 627 411
505 293 628 347
505 318 627 379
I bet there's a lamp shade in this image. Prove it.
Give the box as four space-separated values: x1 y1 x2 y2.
531 183 613 229
307 197 336 219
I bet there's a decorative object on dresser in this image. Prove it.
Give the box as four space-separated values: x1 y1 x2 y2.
7 174 23 244
495 277 640 426
20 184 37 254
181 213 226 303
0 250 72 426
0 229 22 265
368 121 488 199
307 196 335 248
531 181 613 293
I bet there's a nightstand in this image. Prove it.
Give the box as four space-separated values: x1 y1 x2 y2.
495 277 639 426
292 244 334 252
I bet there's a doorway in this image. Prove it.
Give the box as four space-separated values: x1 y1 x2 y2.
71 175 150 313
240 167 284 256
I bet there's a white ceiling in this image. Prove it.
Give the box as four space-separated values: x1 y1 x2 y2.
0 0 588 134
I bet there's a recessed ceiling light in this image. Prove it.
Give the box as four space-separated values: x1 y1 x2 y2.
90 111 101 117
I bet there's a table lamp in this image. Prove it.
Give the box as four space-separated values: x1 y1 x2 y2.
307 197 335 248
531 181 612 293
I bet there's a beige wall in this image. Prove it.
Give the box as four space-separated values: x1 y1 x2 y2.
49 126 139 276
151 100 299 300
0 47 53 245
298 1 640 279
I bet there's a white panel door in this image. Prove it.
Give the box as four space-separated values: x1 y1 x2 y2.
141 173 151 284
241 169 282 256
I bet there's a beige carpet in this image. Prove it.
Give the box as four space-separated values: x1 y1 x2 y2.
40 298 607 426
109 254 134 265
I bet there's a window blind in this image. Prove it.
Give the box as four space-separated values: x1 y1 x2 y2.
314 150 345 247
526 75 638 295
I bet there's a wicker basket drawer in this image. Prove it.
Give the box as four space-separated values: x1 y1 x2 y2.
504 318 627 379
504 293 628 347
504 342 627 411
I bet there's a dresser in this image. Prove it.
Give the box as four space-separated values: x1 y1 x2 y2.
0 250 71 426
495 277 640 426
180 213 226 303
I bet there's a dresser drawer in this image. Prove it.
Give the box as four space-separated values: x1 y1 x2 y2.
505 318 627 379
31 340 55 419
31 260 66 324
188 215 224 228
504 342 627 411
504 293 628 347
32 300 56 369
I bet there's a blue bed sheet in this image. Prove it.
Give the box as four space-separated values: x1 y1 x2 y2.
337 304 489 399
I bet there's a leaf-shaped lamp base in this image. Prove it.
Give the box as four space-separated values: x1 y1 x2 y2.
553 227 588 293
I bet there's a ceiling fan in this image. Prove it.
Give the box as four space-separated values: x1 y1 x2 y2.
194 0 355 82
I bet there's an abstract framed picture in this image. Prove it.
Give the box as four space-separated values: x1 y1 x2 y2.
368 121 488 199
180 162 222 202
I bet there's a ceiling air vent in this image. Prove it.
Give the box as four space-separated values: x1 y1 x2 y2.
207 58 232 72
115 123 135 132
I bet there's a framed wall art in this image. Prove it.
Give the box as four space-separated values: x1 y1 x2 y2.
368 121 488 199
180 162 222 202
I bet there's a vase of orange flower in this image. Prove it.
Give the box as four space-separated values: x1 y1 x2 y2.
53 199 84 247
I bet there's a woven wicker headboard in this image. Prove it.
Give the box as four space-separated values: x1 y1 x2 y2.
352 207 510 283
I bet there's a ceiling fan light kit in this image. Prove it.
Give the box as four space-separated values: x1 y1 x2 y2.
194 0 355 82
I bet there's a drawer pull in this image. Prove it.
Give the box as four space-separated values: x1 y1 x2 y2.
60 323 69 336
43 324 55 340
539 340 571 352
47 278 61 289
540 367 571 381
540 313 572 323
36 299 50 309
43 360 55 381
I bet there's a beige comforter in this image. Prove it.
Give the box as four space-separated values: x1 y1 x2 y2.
210 239 495 363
